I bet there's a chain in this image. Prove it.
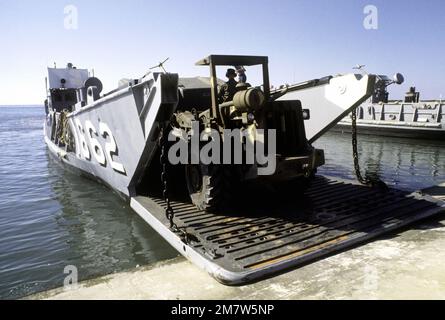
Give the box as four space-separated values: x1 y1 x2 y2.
351 108 387 189
59 110 70 147
351 108 369 184
158 124 192 243
55 112 64 145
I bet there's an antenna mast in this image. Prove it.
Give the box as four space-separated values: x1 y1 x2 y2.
149 57 170 73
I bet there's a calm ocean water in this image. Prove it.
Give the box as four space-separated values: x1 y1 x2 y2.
0 106 178 299
0 106 444 299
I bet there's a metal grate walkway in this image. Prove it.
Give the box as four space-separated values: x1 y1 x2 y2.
131 176 445 285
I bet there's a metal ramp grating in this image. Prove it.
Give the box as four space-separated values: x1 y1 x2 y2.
131 176 445 285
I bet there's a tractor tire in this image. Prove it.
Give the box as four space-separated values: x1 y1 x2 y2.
185 164 237 212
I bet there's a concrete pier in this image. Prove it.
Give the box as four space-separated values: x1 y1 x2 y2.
30 214 445 300
28 183 445 300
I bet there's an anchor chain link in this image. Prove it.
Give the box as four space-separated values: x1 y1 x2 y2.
158 124 192 244
351 108 387 189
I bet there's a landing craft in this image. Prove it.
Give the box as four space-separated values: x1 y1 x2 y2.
44 55 374 203
332 73 445 139
46 55 443 284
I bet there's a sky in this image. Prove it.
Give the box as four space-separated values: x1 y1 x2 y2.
1 0 444 105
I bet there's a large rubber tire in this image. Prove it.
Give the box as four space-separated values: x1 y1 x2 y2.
185 164 236 212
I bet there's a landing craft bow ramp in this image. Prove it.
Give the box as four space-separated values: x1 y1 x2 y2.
131 176 445 285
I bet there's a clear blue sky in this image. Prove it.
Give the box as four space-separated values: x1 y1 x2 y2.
1 0 444 104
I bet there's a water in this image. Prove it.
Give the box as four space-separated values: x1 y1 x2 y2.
0 106 444 299
314 131 445 191
0 107 178 299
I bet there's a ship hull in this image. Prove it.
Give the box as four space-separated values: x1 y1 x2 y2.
332 122 445 140
44 71 377 198
44 73 179 198
333 101 445 140
277 74 376 143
